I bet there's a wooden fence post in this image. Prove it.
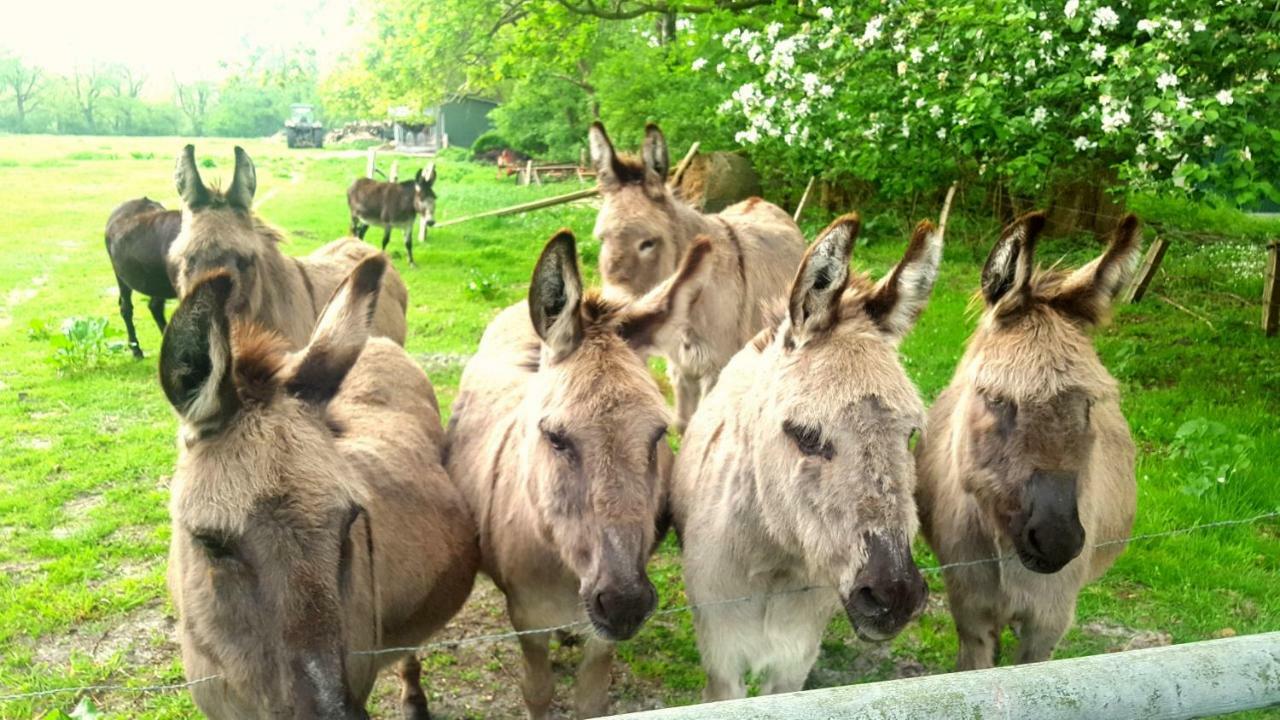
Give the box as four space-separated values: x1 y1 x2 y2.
1264 241 1279 336
1121 236 1169 304
389 159 399 183
793 176 816 223
365 148 377 179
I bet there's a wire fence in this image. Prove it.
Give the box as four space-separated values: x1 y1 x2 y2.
2 509 1277 705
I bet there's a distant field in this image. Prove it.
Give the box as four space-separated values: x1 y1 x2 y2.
0 134 1277 718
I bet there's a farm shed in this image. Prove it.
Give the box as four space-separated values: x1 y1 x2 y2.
390 96 498 153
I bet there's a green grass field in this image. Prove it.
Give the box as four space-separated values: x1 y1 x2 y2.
0 135 1277 718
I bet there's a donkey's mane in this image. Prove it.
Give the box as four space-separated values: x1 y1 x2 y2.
609 152 653 187
230 322 291 404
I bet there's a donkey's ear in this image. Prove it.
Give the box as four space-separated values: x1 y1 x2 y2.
286 255 385 404
1049 214 1143 325
865 220 944 339
981 211 1045 315
529 230 585 362
175 144 211 209
160 272 239 433
642 123 670 181
619 236 714 354
422 162 437 187
589 122 625 192
787 214 858 347
226 146 256 210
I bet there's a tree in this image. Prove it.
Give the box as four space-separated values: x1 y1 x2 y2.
0 55 45 131
71 64 114 132
176 80 216 135
716 1 1278 208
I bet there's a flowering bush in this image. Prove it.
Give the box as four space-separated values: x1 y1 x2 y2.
713 1 1277 205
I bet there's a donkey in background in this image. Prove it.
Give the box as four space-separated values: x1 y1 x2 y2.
589 122 806 429
104 196 181 357
347 164 437 267
915 212 1142 670
673 209 946 701
162 255 478 719
446 230 713 718
171 145 408 348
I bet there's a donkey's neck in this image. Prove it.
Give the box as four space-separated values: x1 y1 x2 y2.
257 237 315 348
666 196 719 252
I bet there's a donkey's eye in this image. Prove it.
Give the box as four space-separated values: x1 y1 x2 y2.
544 429 571 453
192 532 235 561
638 238 657 252
234 255 253 272
783 420 834 460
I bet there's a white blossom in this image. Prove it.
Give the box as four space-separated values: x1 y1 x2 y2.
1064 0 1079 19
937 127 948 139
716 62 726 75
675 18 693 32
897 61 908 76
915 97 927 109
1156 72 1178 90
817 6 834 20
1031 106 1048 126
1101 105 1130 133
819 84 834 98
1176 94 1191 110
910 47 924 63
801 73 821 94
1090 44 1108 64
1215 89 1234 105
1136 142 1147 155
1193 20 1206 32
1092 6 1120 32
691 58 708 72
1203 135 1215 147
1242 146 1252 162
1040 30 1054 44
1074 136 1095 151
857 15 885 47
1137 19 1159 34
823 137 835 152
930 104 943 119
766 22 784 41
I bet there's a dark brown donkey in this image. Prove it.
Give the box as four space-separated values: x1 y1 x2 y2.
347 164 437 267
162 255 478 719
105 197 181 357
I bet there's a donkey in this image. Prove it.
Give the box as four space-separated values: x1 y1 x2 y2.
347 164 437 267
171 145 408 348
673 211 946 701
162 255 478 719
446 229 713 718
914 212 1142 670
589 122 806 429
104 196 181 357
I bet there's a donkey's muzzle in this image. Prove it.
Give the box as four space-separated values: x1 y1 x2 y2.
585 577 657 642
844 532 928 642
1012 469 1085 574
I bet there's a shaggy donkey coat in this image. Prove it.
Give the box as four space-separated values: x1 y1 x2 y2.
347 163 437 267
915 212 1142 670
589 122 806 428
446 229 713 718
163 256 477 719
673 209 948 701
170 145 408 348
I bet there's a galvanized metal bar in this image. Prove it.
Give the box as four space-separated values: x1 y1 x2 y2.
609 632 1280 720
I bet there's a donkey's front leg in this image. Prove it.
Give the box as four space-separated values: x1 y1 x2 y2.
404 222 417 268
395 654 431 720
1014 602 1075 665
381 225 392 252
573 636 614 718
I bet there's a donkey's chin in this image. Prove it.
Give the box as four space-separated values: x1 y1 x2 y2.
847 613 906 643
1014 548 1077 574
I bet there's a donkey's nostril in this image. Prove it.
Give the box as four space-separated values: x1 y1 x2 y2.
427 219 436 227
1027 527 1044 556
853 585 890 617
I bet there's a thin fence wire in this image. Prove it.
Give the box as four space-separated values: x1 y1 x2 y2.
2 509 1276 705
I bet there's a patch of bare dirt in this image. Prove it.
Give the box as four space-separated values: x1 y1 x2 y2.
50 493 104 540
1080 620 1172 651
32 602 177 670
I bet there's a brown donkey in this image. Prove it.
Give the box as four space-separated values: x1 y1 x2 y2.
104 196 181 357
446 230 713 718
589 122 806 429
673 212 944 701
170 145 408 348
347 163 437 267
162 255 478 719
915 213 1142 670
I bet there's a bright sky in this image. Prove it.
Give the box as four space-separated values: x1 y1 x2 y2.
0 0 360 88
